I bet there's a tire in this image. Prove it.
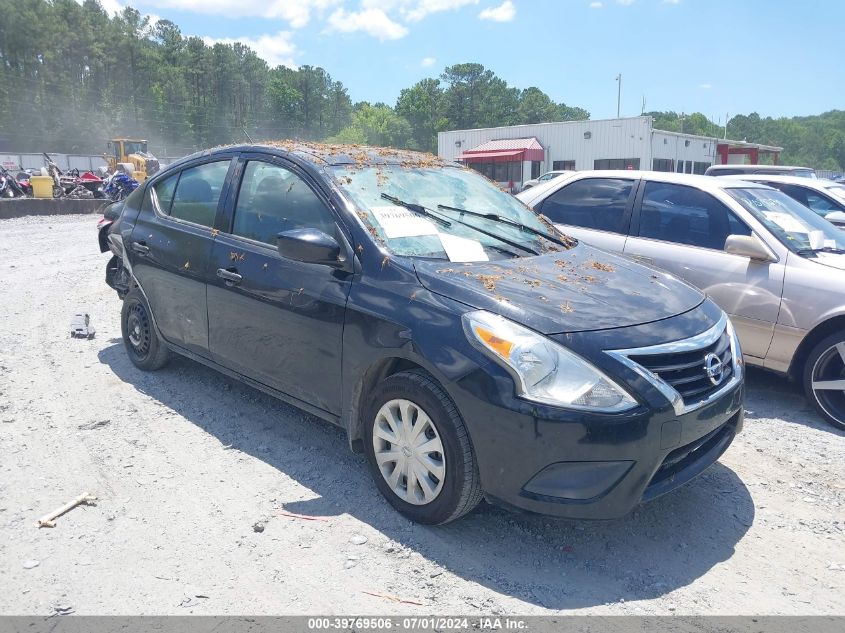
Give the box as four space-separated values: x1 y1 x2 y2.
803 332 845 431
121 290 170 371
363 370 483 524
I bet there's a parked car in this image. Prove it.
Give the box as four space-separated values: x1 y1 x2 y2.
102 145 744 524
520 170 574 192
704 164 816 178
518 170 845 430
721 174 845 228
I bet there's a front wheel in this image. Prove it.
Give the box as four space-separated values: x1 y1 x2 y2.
121 290 170 371
803 332 845 430
364 370 482 524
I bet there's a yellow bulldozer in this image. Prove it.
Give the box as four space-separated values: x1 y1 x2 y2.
105 138 160 182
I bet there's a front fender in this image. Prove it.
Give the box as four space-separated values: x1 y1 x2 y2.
340 266 478 451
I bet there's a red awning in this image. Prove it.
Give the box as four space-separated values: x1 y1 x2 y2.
457 149 524 162
457 137 545 163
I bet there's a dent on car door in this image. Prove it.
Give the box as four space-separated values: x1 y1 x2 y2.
206 157 352 415
129 158 234 357
536 177 636 252
623 180 785 359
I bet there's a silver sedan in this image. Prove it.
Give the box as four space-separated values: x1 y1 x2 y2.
518 170 845 430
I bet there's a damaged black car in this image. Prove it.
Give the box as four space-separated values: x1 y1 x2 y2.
100 143 744 524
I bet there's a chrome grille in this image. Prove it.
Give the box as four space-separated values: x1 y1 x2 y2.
628 329 733 405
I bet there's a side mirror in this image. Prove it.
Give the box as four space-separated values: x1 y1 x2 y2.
825 211 845 225
725 234 776 262
277 228 342 266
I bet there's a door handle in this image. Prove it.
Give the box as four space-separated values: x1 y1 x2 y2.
217 267 243 286
131 241 150 255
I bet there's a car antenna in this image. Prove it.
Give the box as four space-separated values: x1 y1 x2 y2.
242 127 254 143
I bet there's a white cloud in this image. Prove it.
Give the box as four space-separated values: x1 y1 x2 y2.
589 1 603 7
403 0 479 22
98 0 123 15
663 0 681 4
202 31 298 68
421 56 437 67
141 0 341 29
326 8 409 40
699 83 712 89
478 0 516 22
616 0 635 5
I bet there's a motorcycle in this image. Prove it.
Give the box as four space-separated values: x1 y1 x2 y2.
0 165 28 198
101 172 139 202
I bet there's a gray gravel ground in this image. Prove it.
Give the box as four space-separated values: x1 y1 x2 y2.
0 214 843 616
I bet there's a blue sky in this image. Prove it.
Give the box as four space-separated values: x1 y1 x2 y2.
104 0 842 121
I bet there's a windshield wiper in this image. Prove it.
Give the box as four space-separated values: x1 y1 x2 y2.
380 193 452 228
796 246 845 255
380 194 538 256
437 204 573 249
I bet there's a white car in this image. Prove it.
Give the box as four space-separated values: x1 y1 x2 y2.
520 170 573 192
721 174 845 228
518 170 845 429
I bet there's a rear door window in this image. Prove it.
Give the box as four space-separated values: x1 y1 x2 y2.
168 161 230 227
538 177 635 234
638 181 751 250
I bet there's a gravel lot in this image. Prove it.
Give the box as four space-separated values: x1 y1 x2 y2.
0 214 843 616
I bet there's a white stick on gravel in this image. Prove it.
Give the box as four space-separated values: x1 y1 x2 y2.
36 492 97 528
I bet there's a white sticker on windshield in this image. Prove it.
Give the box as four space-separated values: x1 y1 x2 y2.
369 205 438 239
762 211 807 234
439 232 489 263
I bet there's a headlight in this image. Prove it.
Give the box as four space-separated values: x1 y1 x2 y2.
462 311 638 412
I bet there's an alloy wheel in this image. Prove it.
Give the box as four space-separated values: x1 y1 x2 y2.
372 398 446 505
810 341 845 425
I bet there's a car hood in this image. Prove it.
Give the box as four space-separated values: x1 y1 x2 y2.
807 251 845 271
413 244 705 334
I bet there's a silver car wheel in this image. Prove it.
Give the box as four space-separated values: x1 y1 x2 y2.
372 398 446 506
810 341 845 423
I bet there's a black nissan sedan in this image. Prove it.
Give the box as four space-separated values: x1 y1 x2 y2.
101 142 744 524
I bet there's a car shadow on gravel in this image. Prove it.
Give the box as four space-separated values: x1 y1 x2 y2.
743 367 844 435
99 343 755 610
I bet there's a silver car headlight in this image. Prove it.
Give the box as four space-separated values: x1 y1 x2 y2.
462 311 638 412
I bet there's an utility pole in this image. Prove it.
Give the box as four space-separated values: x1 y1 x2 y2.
724 112 729 140
615 74 622 118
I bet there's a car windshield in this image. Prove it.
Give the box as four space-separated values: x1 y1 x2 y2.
727 187 845 254
332 164 566 261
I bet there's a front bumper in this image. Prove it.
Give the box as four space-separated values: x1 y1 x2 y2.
449 342 744 520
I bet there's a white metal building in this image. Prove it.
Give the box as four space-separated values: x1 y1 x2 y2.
437 116 782 189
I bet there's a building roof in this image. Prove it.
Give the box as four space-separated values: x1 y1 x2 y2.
458 137 545 162
462 138 544 153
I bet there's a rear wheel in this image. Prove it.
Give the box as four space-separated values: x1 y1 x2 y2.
803 332 845 430
364 370 482 524
121 290 169 371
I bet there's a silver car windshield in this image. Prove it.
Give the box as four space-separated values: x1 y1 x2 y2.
332 165 564 261
728 187 845 254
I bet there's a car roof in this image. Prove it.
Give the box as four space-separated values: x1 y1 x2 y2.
719 174 843 189
561 169 772 192
170 141 458 171
706 164 813 172
515 169 774 205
